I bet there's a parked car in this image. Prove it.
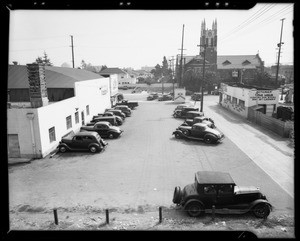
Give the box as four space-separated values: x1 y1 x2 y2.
58 131 107 153
174 104 191 112
147 92 159 101
80 121 123 139
105 109 126 120
158 94 173 101
181 116 216 128
173 107 199 118
91 113 123 126
88 116 119 126
173 123 224 144
115 99 139 109
191 92 202 101
173 171 272 218
114 105 132 117
184 111 204 123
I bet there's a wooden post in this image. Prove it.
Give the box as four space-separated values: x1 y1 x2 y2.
159 206 162 223
106 209 109 224
53 208 58 225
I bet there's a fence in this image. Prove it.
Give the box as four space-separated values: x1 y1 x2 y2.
247 107 294 138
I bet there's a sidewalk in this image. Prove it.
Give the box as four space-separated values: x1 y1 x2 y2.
8 157 32 166
193 97 294 198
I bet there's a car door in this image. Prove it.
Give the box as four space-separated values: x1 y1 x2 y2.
201 185 217 206
71 136 84 150
95 124 107 137
82 135 94 149
216 185 235 208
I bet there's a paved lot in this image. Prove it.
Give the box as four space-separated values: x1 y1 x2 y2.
8 94 294 218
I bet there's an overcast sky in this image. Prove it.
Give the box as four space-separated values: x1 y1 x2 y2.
9 3 294 69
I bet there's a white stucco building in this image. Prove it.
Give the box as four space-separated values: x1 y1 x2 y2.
219 83 280 118
7 65 112 159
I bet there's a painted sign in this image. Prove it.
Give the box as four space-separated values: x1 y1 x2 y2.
250 90 277 101
101 85 108 95
174 88 186 103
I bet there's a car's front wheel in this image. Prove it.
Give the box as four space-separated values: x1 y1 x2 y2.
89 145 99 153
204 134 215 144
252 203 271 218
59 146 67 153
174 132 181 139
185 201 204 217
108 133 115 139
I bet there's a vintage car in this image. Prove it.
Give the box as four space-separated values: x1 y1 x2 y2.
181 116 215 128
105 109 126 120
191 92 202 101
90 114 123 126
174 104 191 112
173 123 224 144
158 94 173 101
173 107 199 118
80 121 123 139
147 92 159 101
114 105 132 117
173 171 272 218
58 131 107 153
184 111 204 122
115 99 139 109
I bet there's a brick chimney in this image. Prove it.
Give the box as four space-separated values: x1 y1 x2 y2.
27 63 49 108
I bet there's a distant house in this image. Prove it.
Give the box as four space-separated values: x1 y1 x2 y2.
99 67 137 86
217 54 264 84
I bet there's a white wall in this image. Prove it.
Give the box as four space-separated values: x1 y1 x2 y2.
7 77 111 158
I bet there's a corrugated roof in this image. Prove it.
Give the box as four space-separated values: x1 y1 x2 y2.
8 65 103 89
99 67 127 75
217 55 260 69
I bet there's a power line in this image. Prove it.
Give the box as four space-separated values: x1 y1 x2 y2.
10 46 68 52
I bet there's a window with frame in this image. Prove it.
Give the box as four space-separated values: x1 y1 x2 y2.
86 105 90 116
227 95 231 102
49 127 56 143
232 97 237 105
239 99 245 108
75 112 79 124
203 185 217 195
66 115 72 129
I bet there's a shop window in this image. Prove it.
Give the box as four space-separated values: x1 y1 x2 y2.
232 97 237 105
49 127 56 143
86 105 90 116
239 100 245 108
75 112 79 124
66 115 72 129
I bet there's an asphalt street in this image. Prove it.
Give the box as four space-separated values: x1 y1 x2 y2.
8 93 294 218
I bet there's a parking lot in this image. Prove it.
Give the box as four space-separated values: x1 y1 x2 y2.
9 94 294 218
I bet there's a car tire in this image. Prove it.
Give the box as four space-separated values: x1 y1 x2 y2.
89 145 99 153
59 146 67 153
252 203 271 218
185 201 204 217
173 186 182 204
174 132 181 139
204 134 215 144
108 133 115 139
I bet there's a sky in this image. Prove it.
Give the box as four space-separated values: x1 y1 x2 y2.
8 3 294 70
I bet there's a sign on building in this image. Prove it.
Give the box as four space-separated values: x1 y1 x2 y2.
174 88 186 103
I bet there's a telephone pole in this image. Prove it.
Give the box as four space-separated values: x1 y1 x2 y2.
169 56 175 100
197 43 207 112
178 24 186 88
275 18 285 87
70 35 75 68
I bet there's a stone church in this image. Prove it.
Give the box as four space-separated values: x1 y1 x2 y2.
176 19 265 88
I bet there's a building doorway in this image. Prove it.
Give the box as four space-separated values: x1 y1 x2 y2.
8 134 21 157
81 111 85 125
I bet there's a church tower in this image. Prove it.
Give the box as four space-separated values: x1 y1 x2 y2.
200 19 217 72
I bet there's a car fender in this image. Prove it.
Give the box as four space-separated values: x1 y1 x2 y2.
249 199 273 211
173 129 185 137
183 199 204 210
88 143 101 149
58 143 70 150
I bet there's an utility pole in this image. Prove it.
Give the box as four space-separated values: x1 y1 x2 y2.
197 43 207 112
275 18 285 88
178 24 186 88
70 35 75 68
169 56 175 100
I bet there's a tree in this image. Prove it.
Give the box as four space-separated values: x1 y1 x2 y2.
35 51 53 66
